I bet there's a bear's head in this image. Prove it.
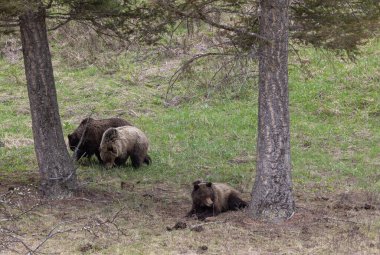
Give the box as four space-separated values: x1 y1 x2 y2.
68 132 86 160
68 133 79 151
191 181 215 207
67 117 94 159
100 144 118 169
80 117 94 125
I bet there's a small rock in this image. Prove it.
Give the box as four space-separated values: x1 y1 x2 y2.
198 245 208 251
120 181 134 191
142 193 154 198
166 221 187 231
301 226 310 235
364 203 375 210
173 221 187 230
79 243 93 253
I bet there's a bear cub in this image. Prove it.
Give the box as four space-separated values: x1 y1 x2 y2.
68 117 132 162
99 126 151 169
187 181 248 220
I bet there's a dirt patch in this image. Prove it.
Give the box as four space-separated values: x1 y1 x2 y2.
0 180 379 254
330 191 379 211
228 151 255 164
16 105 30 115
1 138 34 148
137 182 191 218
164 96 190 107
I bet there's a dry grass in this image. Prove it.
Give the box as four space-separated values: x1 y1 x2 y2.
1 179 379 255
1 138 34 149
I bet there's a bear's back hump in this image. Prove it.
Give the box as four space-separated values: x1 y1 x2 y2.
115 126 148 144
212 183 240 210
107 118 132 127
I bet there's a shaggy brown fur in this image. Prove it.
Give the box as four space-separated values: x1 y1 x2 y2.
99 126 151 169
68 117 132 162
187 181 248 220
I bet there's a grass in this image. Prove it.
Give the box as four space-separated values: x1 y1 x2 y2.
0 37 379 254
1 39 379 192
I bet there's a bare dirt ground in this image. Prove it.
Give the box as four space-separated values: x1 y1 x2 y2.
0 175 379 255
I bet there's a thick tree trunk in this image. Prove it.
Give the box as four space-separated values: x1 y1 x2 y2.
19 8 76 198
250 0 295 221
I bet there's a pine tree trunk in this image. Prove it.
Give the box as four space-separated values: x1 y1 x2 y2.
19 8 77 198
250 0 295 221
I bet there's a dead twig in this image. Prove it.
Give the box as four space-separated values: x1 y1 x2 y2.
72 111 94 162
0 203 43 222
165 52 233 100
322 216 364 225
0 226 34 254
48 111 94 182
27 220 76 255
190 219 227 230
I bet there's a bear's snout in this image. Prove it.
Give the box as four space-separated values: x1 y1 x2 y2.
204 197 213 207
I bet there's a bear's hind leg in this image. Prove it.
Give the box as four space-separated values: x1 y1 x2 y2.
227 194 248 210
144 155 152 165
130 154 143 168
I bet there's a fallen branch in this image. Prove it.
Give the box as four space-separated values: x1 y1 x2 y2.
322 216 363 225
0 203 42 222
190 219 227 230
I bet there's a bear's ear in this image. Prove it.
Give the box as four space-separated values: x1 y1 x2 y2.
81 117 93 124
193 180 201 190
109 128 117 135
193 180 201 185
68 134 72 140
206 182 212 187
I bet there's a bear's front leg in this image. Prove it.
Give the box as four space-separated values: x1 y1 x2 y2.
186 207 197 218
196 209 216 220
115 154 129 166
95 151 103 164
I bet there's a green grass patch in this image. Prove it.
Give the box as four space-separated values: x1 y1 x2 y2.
0 39 379 193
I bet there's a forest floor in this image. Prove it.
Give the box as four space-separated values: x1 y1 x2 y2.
0 28 379 254
0 175 379 254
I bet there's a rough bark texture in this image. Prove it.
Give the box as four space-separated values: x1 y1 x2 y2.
19 8 76 198
250 0 295 221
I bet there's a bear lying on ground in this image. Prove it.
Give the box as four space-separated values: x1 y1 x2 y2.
99 126 151 169
68 117 132 162
187 181 248 220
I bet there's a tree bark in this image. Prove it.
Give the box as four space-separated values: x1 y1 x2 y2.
250 0 295 221
19 8 76 198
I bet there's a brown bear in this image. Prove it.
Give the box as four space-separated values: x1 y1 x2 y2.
68 117 132 162
99 126 151 169
187 181 248 220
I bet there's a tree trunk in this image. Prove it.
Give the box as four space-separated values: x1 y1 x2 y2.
250 0 295 221
19 8 76 198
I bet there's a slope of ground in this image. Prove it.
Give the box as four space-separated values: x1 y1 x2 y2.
0 35 379 254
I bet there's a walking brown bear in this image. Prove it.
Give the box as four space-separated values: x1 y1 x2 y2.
68 117 132 162
99 126 151 169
